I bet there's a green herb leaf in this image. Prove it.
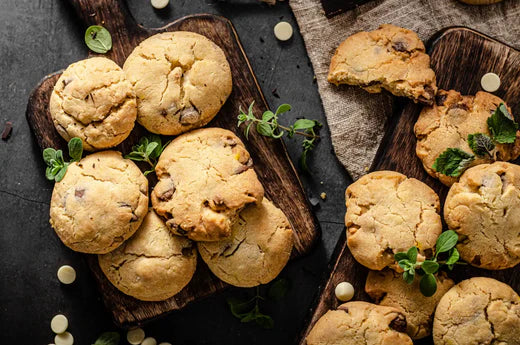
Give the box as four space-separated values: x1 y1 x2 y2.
125 135 168 176
254 313 274 329
43 148 57 164
407 247 418 263
93 332 120 345
268 278 290 301
55 164 69 182
85 25 113 54
398 259 412 270
432 148 474 177
227 297 255 319
436 230 459 255
262 111 275 122
403 271 414 284
445 247 460 266
421 260 439 274
394 252 409 262
256 122 274 137
467 133 495 158
419 273 437 297
293 119 316 130
68 137 83 162
487 103 518 144
275 103 291 115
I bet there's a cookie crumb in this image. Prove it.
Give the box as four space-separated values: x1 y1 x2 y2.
320 192 327 200
364 166 369 172
2 121 12 141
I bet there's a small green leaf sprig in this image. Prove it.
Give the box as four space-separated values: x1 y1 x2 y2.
124 135 170 176
395 230 463 297
227 278 290 329
85 25 113 54
43 137 83 182
237 102 321 171
93 332 120 345
433 103 518 177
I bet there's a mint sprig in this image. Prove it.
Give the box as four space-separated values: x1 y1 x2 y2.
432 148 474 177
467 133 495 158
92 332 120 345
125 135 170 176
487 103 518 144
43 137 83 182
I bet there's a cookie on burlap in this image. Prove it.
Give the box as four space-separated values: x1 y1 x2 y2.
50 151 148 254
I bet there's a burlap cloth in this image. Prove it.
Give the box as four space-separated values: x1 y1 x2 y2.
289 0 520 180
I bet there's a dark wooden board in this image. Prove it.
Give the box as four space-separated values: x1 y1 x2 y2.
298 27 520 345
25 0 320 328
320 0 373 18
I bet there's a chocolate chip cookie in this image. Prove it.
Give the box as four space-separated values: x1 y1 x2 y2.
49 57 137 151
433 277 520 345
365 269 454 339
328 24 437 105
123 31 232 135
98 209 197 301
415 90 520 186
197 198 293 287
49 151 148 254
151 128 264 241
345 171 442 270
444 162 520 270
306 301 413 345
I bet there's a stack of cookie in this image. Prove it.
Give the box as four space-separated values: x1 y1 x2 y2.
307 24 520 344
47 31 294 302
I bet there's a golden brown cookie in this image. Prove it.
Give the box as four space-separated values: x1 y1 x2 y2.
123 31 232 135
197 198 293 287
151 128 264 241
444 162 520 270
98 209 197 301
433 277 520 345
49 151 148 254
345 171 442 270
49 57 137 151
306 301 413 345
328 24 437 105
415 90 520 186
365 269 454 339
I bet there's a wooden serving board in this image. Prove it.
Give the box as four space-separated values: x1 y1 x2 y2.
25 0 320 328
298 27 520 345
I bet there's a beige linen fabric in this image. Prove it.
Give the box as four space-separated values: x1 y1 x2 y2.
290 0 520 179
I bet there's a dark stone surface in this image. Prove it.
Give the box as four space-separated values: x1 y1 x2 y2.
0 0 351 344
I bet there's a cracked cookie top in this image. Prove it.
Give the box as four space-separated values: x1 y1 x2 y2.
49 57 137 151
98 209 197 301
151 128 264 241
123 31 232 135
415 90 520 186
328 24 437 105
444 162 520 270
306 301 413 345
49 151 148 254
197 198 293 287
345 171 442 271
365 269 454 340
433 277 520 345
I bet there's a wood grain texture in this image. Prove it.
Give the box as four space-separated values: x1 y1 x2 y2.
298 27 520 345
320 0 373 18
25 0 320 328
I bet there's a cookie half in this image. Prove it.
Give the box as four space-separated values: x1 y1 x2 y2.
98 209 197 301
365 269 454 339
197 198 293 287
123 31 232 135
444 162 520 269
328 24 437 105
151 127 264 241
49 57 137 151
345 171 442 270
306 301 413 345
49 151 148 254
433 277 520 345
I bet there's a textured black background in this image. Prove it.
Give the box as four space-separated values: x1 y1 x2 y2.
0 0 352 344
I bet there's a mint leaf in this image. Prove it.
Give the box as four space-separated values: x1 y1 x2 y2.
93 332 120 345
487 103 518 144
436 230 459 255
268 278 290 301
55 164 69 182
432 148 474 177
85 25 112 54
68 137 83 162
403 271 414 284
43 148 57 164
275 103 291 115
293 119 316 130
445 247 460 266
256 122 273 137
394 252 409 262
421 260 439 274
262 111 275 122
420 274 437 297
467 133 495 158
407 247 418 263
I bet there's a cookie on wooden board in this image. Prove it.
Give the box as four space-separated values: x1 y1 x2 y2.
98 209 197 301
123 31 232 135
444 162 520 270
415 90 520 186
306 301 413 345
49 151 148 254
345 171 442 270
365 269 454 339
151 128 264 242
328 24 437 105
49 57 137 151
433 277 520 345
198 198 293 287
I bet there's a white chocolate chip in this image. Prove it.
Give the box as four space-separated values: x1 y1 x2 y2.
151 0 169 9
274 21 293 41
142 337 157 345
481 72 501 92
57 265 76 284
50 314 68 334
335 282 355 302
54 332 74 345
127 328 146 345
